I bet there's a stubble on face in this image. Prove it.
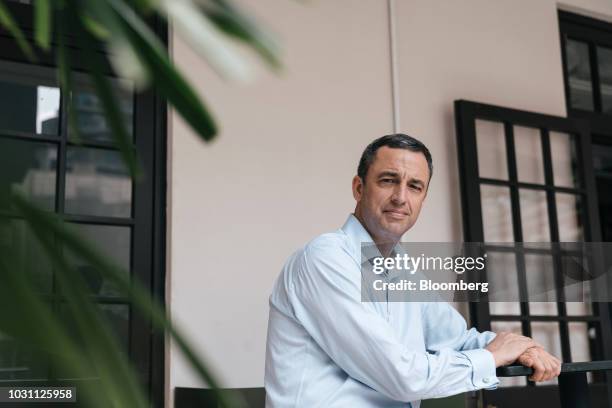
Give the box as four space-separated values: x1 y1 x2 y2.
353 147 429 253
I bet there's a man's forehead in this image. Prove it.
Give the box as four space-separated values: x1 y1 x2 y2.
370 147 429 175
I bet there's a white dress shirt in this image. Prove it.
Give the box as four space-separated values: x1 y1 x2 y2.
265 214 499 407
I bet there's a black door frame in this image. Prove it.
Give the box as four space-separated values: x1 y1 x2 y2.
455 99 612 407
0 3 167 407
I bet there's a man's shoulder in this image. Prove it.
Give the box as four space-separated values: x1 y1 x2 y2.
305 229 349 252
270 228 359 308
283 229 355 274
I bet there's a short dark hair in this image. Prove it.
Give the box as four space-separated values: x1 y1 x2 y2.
357 133 433 182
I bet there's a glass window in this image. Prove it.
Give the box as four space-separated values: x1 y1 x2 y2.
0 138 57 211
556 193 583 241
0 334 48 380
476 120 508 180
598 46 612 113
487 251 521 314
481 185 514 242
67 224 131 297
519 189 549 242
69 82 134 143
64 147 132 218
550 132 579 188
565 39 594 111
514 126 545 185
0 81 60 136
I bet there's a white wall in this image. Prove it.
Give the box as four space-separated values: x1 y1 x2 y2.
167 0 393 396
167 0 612 401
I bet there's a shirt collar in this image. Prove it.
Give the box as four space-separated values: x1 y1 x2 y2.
340 214 408 268
341 214 382 266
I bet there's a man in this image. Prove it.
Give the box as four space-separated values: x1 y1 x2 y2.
265 134 561 407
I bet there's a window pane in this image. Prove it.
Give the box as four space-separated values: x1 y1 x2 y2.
476 120 508 180
0 138 57 211
514 126 545 184
529 302 557 315
566 302 592 315
598 46 612 113
550 132 579 188
566 39 594 111
519 189 549 242
490 321 526 387
69 82 134 143
0 334 48 380
569 322 591 363
67 224 131 297
556 193 583 241
593 143 612 173
593 143 612 241
100 304 130 351
487 251 520 314
481 185 513 242
0 218 52 293
491 320 523 334
64 147 132 218
525 254 556 306
489 301 521 315
0 81 60 136
56 303 129 379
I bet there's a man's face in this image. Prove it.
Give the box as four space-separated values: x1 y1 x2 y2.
353 146 430 244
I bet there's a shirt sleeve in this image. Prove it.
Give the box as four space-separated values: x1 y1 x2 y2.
288 239 499 402
422 302 499 389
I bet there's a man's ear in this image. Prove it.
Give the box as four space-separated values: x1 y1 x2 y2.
352 175 363 201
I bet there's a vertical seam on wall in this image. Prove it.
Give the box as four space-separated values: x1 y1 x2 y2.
165 21 174 408
388 0 400 133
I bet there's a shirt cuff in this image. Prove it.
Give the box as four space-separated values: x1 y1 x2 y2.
461 349 499 390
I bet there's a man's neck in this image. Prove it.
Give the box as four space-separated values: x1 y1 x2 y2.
352 212 399 257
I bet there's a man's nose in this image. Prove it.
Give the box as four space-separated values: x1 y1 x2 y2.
391 185 407 205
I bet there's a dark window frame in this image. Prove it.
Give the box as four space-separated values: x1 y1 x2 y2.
0 3 167 407
455 99 612 407
560 14 612 408
559 10 612 136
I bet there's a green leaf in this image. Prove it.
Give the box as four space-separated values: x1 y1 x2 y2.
89 65 142 179
70 8 142 179
56 13 81 143
10 193 244 408
162 0 254 82
0 0 36 61
0 220 113 408
34 0 52 50
80 0 150 89
107 0 218 141
81 13 112 39
203 0 281 71
10 195 148 408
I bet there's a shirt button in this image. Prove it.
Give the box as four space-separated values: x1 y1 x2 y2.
483 378 490 384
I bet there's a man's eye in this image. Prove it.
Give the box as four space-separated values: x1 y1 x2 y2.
410 185 422 191
381 179 395 184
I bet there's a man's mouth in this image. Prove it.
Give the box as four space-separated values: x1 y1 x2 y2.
383 210 409 219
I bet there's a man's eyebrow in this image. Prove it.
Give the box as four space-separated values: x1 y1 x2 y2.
377 171 425 186
377 171 400 179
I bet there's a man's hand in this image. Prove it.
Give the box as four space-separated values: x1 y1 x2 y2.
485 331 537 367
518 346 562 382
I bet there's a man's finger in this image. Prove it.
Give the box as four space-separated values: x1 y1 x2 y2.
543 357 554 381
529 358 546 382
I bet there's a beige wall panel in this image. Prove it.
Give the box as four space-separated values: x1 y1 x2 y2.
168 0 393 391
394 0 570 243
